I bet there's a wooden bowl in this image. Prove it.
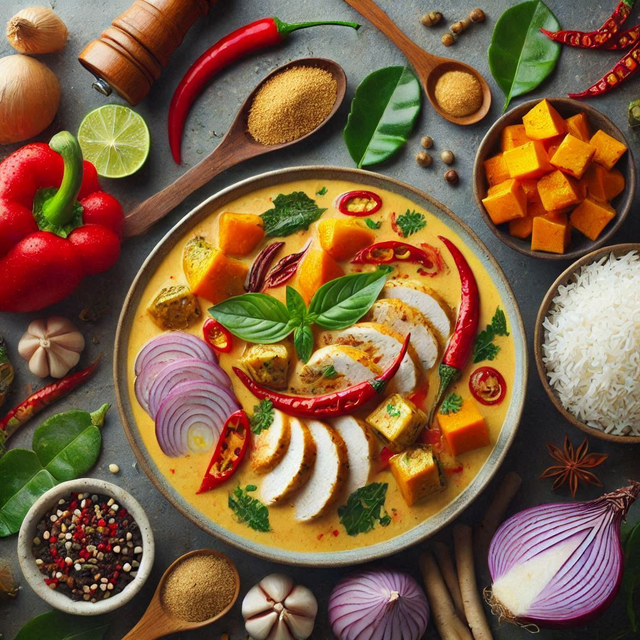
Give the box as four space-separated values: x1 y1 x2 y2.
534 243 640 443
473 98 636 261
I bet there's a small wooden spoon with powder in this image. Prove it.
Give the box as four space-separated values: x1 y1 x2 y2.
122 549 240 640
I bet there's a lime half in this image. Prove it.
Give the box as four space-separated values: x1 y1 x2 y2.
78 105 150 178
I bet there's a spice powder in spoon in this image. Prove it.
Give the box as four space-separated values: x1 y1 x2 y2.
434 70 483 117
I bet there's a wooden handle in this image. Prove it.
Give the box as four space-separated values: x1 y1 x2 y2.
121 596 180 640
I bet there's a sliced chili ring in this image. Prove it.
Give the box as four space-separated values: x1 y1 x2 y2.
469 366 506 406
335 190 382 216
202 318 233 353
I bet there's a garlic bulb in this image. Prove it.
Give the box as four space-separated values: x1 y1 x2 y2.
6 7 68 54
19 317 85 379
242 574 317 640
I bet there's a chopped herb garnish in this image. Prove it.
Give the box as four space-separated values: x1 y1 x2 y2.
338 482 392 536
473 306 510 363
228 485 271 532
386 403 401 417
260 192 327 237
316 186 328 196
440 393 463 415
322 365 338 379
491 307 510 337
249 399 274 435
365 218 381 230
394 209 426 237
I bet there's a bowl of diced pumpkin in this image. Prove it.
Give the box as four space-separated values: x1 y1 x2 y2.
473 98 635 260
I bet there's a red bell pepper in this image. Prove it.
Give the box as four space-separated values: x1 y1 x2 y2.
0 132 124 312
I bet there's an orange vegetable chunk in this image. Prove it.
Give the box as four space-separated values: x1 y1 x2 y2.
504 141 552 180
523 99 568 140
318 218 375 261
589 130 627 170
584 164 607 201
531 213 571 254
570 197 615 241
550 134 596 179
537 170 581 211
298 249 344 303
565 113 591 142
218 212 265 257
603 167 625 200
500 124 532 151
436 399 490 457
542 134 565 160
389 445 444 506
484 153 510 187
519 179 542 202
509 201 545 239
482 179 527 225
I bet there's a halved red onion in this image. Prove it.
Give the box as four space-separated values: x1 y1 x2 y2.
155 380 240 457
487 481 640 628
147 358 232 418
134 332 216 376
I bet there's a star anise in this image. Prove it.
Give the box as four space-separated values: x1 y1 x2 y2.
541 434 608 498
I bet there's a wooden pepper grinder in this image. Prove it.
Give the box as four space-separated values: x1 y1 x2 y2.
78 0 216 106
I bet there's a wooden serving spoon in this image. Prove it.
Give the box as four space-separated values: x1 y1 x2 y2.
121 549 240 640
343 0 491 125
124 58 346 238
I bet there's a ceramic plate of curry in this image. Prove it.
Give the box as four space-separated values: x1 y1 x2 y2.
114 167 527 567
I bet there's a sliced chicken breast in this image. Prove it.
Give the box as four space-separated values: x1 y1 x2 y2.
261 418 316 505
251 410 291 474
293 420 348 522
319 322 420 394
368 299 440 373
294 344 381 395
332 416 375 497
382 279 453 344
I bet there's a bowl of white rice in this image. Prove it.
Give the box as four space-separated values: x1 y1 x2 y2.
535 244 640 443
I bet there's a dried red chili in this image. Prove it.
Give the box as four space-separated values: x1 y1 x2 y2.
352 241 444 277
469 366 507 406
247 242 284 292
197 410 250 493
335 190 382 216
262 239 311 291
203 318 233 353
602 23 640 49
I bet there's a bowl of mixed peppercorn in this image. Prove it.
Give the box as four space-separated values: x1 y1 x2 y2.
18 478 155 615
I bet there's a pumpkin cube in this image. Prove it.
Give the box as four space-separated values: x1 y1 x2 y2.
366 393 426 453
531 213 571 254
577 176 589 202
482 179 527 225
565 113 591 142
584 164 607 201
537 170 581 211
542 134 565 161
436 399 490 457
570 197 615 241
500 124 532 151
389 445 445 506
183 237 248 304
298 249 344 303
590 130 627 170
218 212 264 257
550 134 596 179
519 178 542 202
603 167 625 200
484 153 510 187
523 99 568 140
504 141 552 180
508 201 545 239
318 218 375 261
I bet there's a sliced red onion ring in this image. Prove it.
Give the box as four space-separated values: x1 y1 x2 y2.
134 359 178 415
134 332 216 376
147 358 232 418
155 380 240 457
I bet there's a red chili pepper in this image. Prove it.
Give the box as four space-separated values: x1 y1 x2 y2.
335 190 382 216
233 335 410 418
352 241 444 277
197 410 249 493
0 133 123 312
168 17 360 163
469 366 507 406
247 242 284 292
379 447 393 470
0 357 100 441
602 23 640 49
427 237 480 425
203 318 233 353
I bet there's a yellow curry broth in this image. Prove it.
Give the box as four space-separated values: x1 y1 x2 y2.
126 179 515 553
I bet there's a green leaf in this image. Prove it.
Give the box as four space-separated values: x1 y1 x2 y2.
250 400 274 435
286 286 307 323
294 324 314 364
440 393 463 415
489 1 562 111
316 186 328 196
491 306 510 336
309 267 393 330
622 521 640 632
365 218 381 230
14 610 109 640
260 192 326 237
210 294 293 343
394 209 426 237
338 482 392 536
32 188 84 239
228 485 271 532
0 449 57 537
473 307 509 363
344 66 422 168
322 365 338 379
386 403 401 418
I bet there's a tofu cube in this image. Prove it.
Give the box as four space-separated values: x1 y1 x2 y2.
531 213 571 254
504 141 552 180
565 113 591 142
570 197 615 241
537 170 581 211
366 393 426 452
436 399 490 457
484 153 510 187
146 285 201 330
389 444 445 506
589 130 627 170
508 201 545 239
523 99 568 140
241 343 292 390
482 179 527 225
550 134 596 179
500 124 532 151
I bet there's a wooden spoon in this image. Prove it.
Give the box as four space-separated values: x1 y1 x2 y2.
124 58 346 238
121 549 240 640
343 0 491 125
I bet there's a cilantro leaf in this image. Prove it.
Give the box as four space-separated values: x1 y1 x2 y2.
394 209 426 237
491 307 509 337
365 218 381 230
260 192 326 237
316 186 328 196
228 485 271 532
386 404 401 417
473 307 508 363
338 482 392 536
249 400 274 435
322 365 338 379
440 393 463 415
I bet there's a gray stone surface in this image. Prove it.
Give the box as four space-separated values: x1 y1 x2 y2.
0 0 638 638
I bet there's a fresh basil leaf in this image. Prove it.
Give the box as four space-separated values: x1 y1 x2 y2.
260 192 326 237
338 482 392 536
286 286 307 323
309 267 393 330
294 324 314 364
489 1 562 111
14 610 109 640
344 66 422 168
250 400 274 435
228 485 271 532
440 393 463 415
210 294 293 343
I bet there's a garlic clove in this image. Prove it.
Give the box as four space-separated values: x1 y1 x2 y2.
283 585 318 618
17 335 42 360
50 332 85 353
283 611 315 639
244 610 279 640
260 573 294 603
48 343 81 379
26 318 48 340
46 316 77 338
271 617 296 640
242 583 273 618
28 346 50 378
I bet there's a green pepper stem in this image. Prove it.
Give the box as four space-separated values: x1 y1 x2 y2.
40 131 84 227
90 403 110 428
274 17 360 36
426 364 460 427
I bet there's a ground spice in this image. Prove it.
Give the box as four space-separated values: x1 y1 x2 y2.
161 553 237 622
247 66 337 145
434 71 483 117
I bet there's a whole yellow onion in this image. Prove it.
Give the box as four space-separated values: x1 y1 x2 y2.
0 55 60 144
